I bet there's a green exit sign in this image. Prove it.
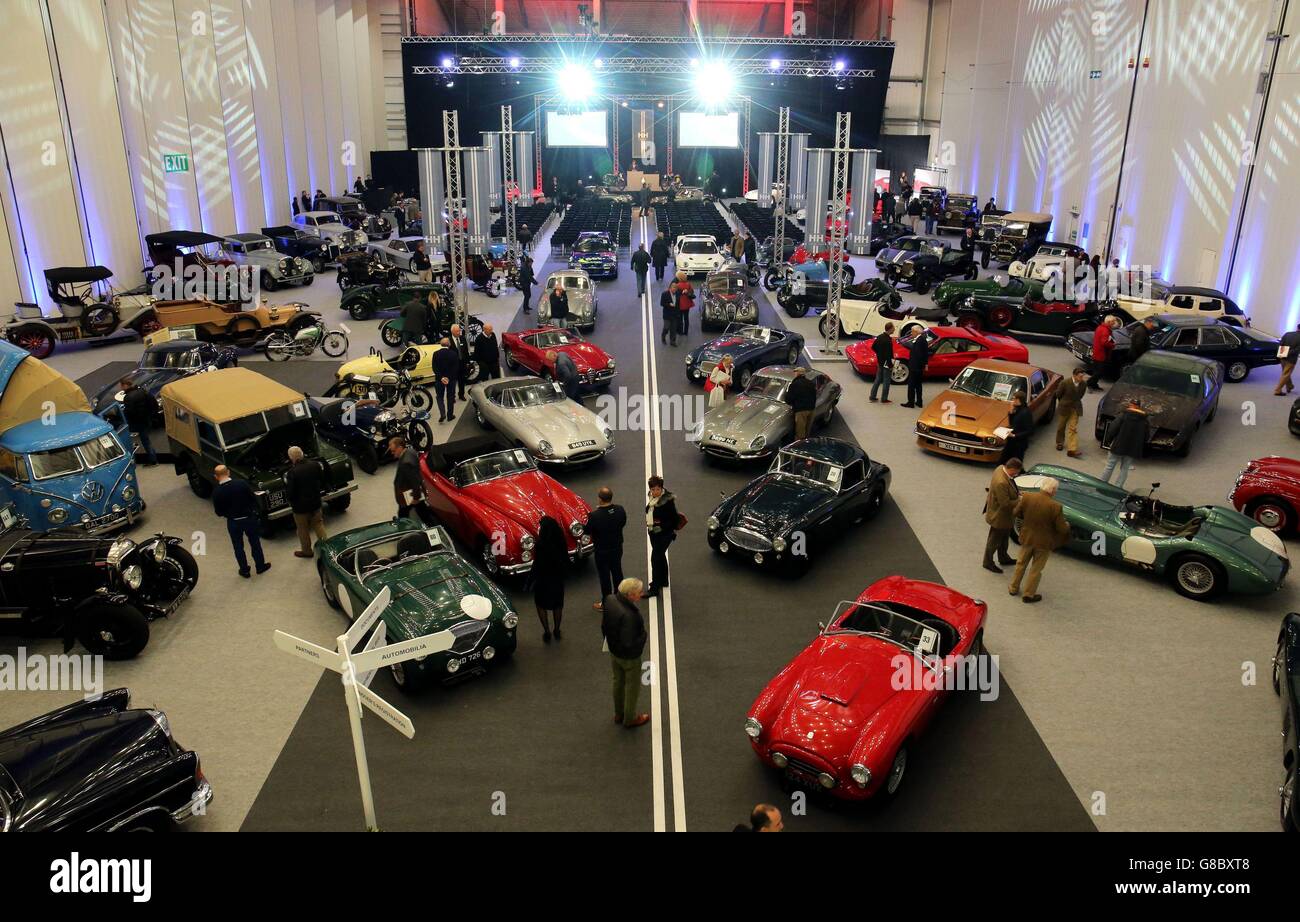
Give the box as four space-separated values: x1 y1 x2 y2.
163 153 190 173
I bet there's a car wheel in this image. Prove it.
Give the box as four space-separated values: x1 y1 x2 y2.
407 419 433 454
76 601 150 660
9 325 56 359
884 745 909 797
311 257 326 274
844 265 856 284
1282 768 1297 832
1170 553 1224 601
475 403 494 430
1225 360 1250 383
786 343 801 364
325 494 351 515
380 322 403 348
319 563 341 610
504 347 519 370
185 463 214 499
860 486 885 522
890 363 911 385
821 398 838 426
356 443 380 475
1247 497 1294 533
736 366 753 390
348 299 374 321
912 275 931 295
1274 637 1285 695
818 313 839 339
390 659 427 693
988 305 1014 330
261 271 278 292
1174 427 1196 458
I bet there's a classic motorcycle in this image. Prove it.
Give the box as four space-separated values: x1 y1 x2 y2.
257 321 349 361
325 350 435 414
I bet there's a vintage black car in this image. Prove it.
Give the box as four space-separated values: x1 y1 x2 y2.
0 505 199 659
261 224 339 273
336 252 401 292
987 211 1053 265
144 230 253 303
956 290 1103 339
341 280 451 322
1069 315 1281 383
706 437 890 574
874 236 977 293
1095 351 1223 456
1276 611 1299 831
0 689 212 831
700 265 760 331
320 195 393 241
307 395 433 475
686 324 806 391
92 338 238 425
869 221 912 255
974 208 1009 267
937 193 979 233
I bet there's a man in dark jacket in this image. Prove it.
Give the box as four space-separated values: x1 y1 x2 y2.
906 196 923 234
212 464 270 578
119 378 159 465
901 332 929 408
1000 391 1035 464
474 322 501 380
638 182 651 218
645 475 677 597
587 486 627 610
449 323 472 399
743 232 756 265
1100 398 1147 488
650 231 670 282
960 227 976 256
548 282 570 328
869 323 895 403
1055 367 1089 457
432 337 460 422
786 367 818 439
601 577 649 728
285 445 326 558
631 243 651 297
519 254 535 313
291 196 300 216
660 287 677 346
1128 317 1156 363
410 241 432 282
549 350 580 400
299 190 312 214
517 224 533 254
399 294 428 348
1276 322 1300 395
388 435 435 525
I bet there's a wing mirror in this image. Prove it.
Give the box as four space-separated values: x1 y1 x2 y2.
817 621 826 634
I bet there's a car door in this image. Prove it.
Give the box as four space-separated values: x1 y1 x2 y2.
925 335 968 378
423 470 470 540
515 336 543 374
1196 325 1236 364
833 460 869 524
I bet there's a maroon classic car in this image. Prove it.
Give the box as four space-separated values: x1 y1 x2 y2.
745 576 988 801
420 438 593 577
1230 457 1300 534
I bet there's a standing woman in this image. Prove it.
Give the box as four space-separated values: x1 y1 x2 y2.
645 475 678 598
549 281 570 329
707 355 733 409
531 516 568 642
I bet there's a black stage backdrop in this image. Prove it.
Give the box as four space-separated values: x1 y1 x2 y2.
396 39 893 195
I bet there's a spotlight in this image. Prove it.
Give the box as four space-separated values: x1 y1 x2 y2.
769 57 781 70
834 59 846 72
657 101 664 108
694 59 733 103
621 100 628 107
594 58 604 68
441 55 454 70
509 56 521 70
558 62 596 103
445 80 455 88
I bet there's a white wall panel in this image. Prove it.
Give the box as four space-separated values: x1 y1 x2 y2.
334 0 364 187
269 0 312 206
315 0 348 193
237 0 291 225
295 0 331 195
210 0 265 233
176 0 236 234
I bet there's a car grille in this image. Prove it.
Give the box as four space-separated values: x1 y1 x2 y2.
702 443 740 459
1069 340 1090 360
725 527 772 552
566 449 604 463
449 620 490 654
579 368 615 384
926 426 982 444
782 753 833 786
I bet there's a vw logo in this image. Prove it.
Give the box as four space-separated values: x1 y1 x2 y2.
80 481 105 503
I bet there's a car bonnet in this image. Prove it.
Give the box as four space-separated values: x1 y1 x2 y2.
704 395 790 438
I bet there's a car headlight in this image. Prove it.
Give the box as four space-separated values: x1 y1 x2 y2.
744 717 762 739
537 440 553 456
916 422 930 432
965 296 975 306
279 258 290 271
771 751 788 768
152 540 168 563
521 534 535 550
606 358 615 368
685 355 693 365
503 612 519 629
850 763 872 786
570 521 583 537
48 507 68 525
817 772 836 789
122 564 144 590
985 435 1002 446
122 486 136 501
148 709 171 739
446 658 461 674
521 548 533 562
750 435 766 451
707 515 719 530
772 536 786 553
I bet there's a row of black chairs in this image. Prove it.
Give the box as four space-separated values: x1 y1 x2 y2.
550 202 632 255
490 203 555 239
730 202 804 245
654 202 732 248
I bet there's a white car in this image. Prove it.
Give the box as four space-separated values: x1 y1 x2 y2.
367 235 427 272
673 235 725 276
469 376 614 465
818 282 930 340
292 211 366 254
1111 281 1251 328
1009 244 1084 283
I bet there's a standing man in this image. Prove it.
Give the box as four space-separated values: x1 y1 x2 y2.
1087 315 1121 390
291 196 300 216
548 349 580 401
1129 316 1157 364
638 181 651 219
586 486 627 611
410 241 432 282
901 331 929 408
448 323 472 400
660 286 677 346
1055 367 1089 457
630 243 651 297
960 226 976 260
548 280 570 329
645 475 678 597
399 291 428 349
519 254 535 314
982 457 1021 574
730 228 745 262
743 231 756 266
673 271 695 338
299 190 312 214
389 436 435 525
1009 478 1070 604
1275 323 1300 396
1000 391 1035 464
432 336 460 422
474 322 501 380
786 367 817 440
285 445 326 559
601 577 650 729
880 189 895 227
869 322 895 404
212 464 270 578
906 196 923 234
517 224 533 254
119 378 159 465
650 231 670 282
1100 397 1147 489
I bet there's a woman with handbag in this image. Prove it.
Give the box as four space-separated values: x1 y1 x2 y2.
645 475 680 598
531 516 569 642
706 356 733 409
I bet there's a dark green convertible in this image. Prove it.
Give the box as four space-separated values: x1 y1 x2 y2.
930 273 1044 315
1015 464 1289 601
339 281 454 322
316 519 519 690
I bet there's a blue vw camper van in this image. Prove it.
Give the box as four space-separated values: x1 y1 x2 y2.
0 341 143 533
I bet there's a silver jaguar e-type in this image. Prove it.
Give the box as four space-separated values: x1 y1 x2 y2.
696 365 840 462
470 376 614 465
538 269 599 330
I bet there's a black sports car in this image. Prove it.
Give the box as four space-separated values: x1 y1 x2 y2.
568 233 618 279
262 224 340 273
685 325 806 391
874 236 977 293
706 437 890 573
0 689 212 831
1276 611 1299 831
1095 351 1223 457
0 505 199 659
1068 315 1280 383
92 338 237 424
1290 398 1300 438
700 266 760 331
336 252 401 292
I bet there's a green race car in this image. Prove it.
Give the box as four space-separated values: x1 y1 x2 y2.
930 273 1045 316
316 518 519 690
1015 464 1289 601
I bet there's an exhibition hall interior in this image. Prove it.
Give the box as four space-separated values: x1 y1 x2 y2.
1 0 1298 841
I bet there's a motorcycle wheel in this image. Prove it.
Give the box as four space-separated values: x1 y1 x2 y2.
264 331 294 361
763 270 781 291
406 386 434 414
321 331 348 357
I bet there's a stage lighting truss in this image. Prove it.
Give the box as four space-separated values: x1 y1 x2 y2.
403 35 893 48
413 57 875 79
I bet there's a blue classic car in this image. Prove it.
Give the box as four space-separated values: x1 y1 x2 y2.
306 395 434 475
92 338 237 424
685 324 806 391
568 233 618 279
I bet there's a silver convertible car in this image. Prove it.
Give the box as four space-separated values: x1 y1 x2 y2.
469 376 614 465
539 269 598 330
697 365 841 462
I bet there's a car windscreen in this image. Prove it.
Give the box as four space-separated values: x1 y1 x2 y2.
550 276 589 290
454 449 535 486
1119 364 1203 397
497 382 564 409
530 330 580 348
28 446 82 480
681 240 716 254
78 433 126 468
830 602 948 657
893 239 923 251
951 366 1027 401
949 196 976 208
708 275 744 295
744 375 789 401
244 240 274 251
772 451 840 490
574 238 611 253
143 350 192 369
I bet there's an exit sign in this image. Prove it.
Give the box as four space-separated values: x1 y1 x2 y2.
1089 70 1102 79
163 153 190 173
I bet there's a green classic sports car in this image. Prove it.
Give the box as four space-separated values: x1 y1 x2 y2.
1015 464 1289 601
316 519 519 690
929 273 1045 317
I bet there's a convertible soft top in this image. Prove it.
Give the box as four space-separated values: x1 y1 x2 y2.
424 431 515 473
0 341 91 433
999 211 1052 224
44 266 114 284
145 230 223 247
160 367 303 424
261 225 301 238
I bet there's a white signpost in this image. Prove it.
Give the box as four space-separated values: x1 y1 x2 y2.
273 586 493 830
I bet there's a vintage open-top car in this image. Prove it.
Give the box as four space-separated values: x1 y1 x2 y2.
539 269 599 330
6 266 160 359
152 298 320 347
341 279 450 323
1095 351 1222 456
0 690 212 831
93 338 237 424
816 279 924 340
915 358 1062 462
745 576 987 800
686 324 806 390
1276 612 1299 830
469 376 613 465
316 519 518 690
161 367 356 534
1069 316 1278 383
957 289 1103 339
707 437 889 573
846 325 1029 385
336 251 402 292
220 233 313 290
501 326 615 391
875 236 977 293
420 435 593 577
318 195 392 240
0 504 198 659
697 366 840 462
930 273 1046 317
1016 464 1289 601
700 264 760 331
567 232 618 279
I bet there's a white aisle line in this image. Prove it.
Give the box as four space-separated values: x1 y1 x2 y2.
638 217 668 833
641 214 688 831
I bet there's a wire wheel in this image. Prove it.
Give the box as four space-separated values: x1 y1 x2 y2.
885 747 908 796
321 331 348 357
1173 556 1220 599
263 331 294 361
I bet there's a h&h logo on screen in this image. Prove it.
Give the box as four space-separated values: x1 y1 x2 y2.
49 853 152 903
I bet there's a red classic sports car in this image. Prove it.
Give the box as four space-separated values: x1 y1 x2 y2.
1231 456 1300 533
421 438 593 576
845 325 1028 386
502 326 616 391
744 576 988 801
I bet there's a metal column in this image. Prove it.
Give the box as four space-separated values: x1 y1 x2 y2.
822 112 852 356
742 97 752 196
501 106 518 258
772 106 790 274
442 110 469 327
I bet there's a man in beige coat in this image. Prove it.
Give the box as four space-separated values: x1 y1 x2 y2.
982 457 1022 574
1009 478 1072 604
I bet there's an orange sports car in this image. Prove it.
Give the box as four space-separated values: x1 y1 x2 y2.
914 358 1062 462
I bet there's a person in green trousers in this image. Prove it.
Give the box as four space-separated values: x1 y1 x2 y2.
601 577 650 729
